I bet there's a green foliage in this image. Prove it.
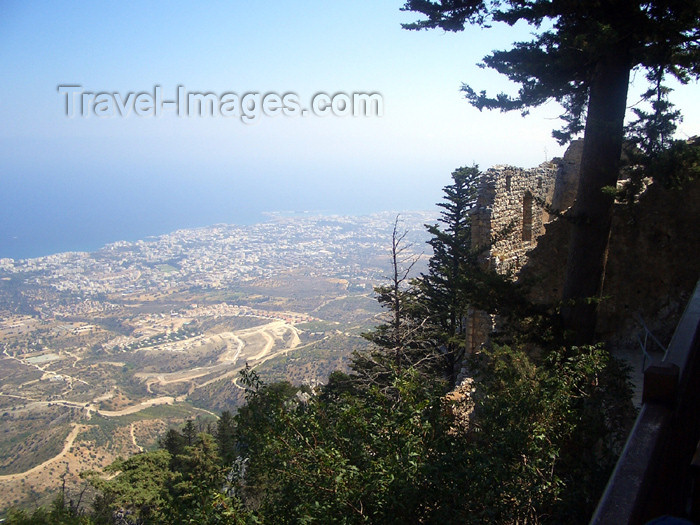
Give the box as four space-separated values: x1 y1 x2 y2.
614 68 699 204
5 488 94 525
230 343 633 524
236 367 447 524
216 411 237 466
182 420 197 446
401 0 700 144
627 70 681 158
646 139 700 189
85 449 174 523
618 137 700 204
169 434 235 524
416 166 481 380
160 428 186 459
80 421 253 525
446 344 635 522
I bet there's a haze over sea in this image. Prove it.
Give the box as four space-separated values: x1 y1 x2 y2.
0 164 438 260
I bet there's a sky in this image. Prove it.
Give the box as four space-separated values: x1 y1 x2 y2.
1 1 698 259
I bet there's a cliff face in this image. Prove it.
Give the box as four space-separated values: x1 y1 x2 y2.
521 176 700 349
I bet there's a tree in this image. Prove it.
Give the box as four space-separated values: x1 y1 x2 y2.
418 165 481 382
402 0 700 342
160 427 185 457
617 69 698 204
230 343 632 524
358 216 437 387
168 433 233 523
423 343 635 523
85 424 251 525
234 365 449 524
364 216 420 361
216 410 237 466
182 419 197 447
85 449 174 523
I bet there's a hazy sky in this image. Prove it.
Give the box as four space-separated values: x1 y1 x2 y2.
1 1 698 258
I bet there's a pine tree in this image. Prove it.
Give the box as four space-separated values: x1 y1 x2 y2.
182 419 197 446
216 410 237 466
169 433 225 523
418 165 481 383
160 427 185 457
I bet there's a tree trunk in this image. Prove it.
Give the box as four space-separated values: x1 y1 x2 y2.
561 53 631 344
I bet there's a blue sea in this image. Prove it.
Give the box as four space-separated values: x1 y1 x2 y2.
0 168 441 260
1 206 265 260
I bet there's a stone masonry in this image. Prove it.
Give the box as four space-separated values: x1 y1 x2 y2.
462 136 698 377
463 141 583 355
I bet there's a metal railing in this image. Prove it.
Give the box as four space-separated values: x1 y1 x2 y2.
636 314 669 371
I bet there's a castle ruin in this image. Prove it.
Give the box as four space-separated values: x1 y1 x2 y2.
463 141 583 354
462 137 699 373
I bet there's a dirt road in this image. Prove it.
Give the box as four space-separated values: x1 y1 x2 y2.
0 424 84 482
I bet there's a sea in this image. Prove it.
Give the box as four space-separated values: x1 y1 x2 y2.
0 158 443 260
0 188 435 261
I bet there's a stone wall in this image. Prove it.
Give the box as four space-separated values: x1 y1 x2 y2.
470 147 578 274
461 142 580 355
459 138 698 389
466 136 698 351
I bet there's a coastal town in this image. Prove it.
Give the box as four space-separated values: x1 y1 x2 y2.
0 211 433 315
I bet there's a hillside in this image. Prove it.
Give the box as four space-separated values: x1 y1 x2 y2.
0 213 431 511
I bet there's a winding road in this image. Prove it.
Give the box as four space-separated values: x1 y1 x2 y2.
0 424 84 482
0 317 307 482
